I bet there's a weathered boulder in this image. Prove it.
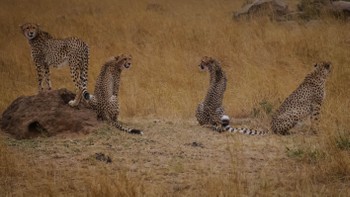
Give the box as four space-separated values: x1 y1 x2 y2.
331 1 350 17
297 0 350 19
0 89 101 139
234 0 290 20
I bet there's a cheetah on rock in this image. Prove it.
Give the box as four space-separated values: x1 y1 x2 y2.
20 23 90 107
89 55 143 135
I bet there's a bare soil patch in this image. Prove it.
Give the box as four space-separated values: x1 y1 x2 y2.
0 118 323 195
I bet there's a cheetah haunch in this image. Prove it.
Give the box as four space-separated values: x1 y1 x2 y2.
20 23 90 107
89 55 143 135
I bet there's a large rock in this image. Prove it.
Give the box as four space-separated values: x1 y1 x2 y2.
331 1 350 17
0 89 101 139
297 0 350 19
234 0 290 20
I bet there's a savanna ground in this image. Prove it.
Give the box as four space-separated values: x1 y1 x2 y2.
0 0 350 196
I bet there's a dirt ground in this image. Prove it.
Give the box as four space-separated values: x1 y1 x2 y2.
1 117 323 196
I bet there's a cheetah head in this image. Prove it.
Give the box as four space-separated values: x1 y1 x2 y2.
114 54 132 70
314 61 332 76
20 23 39 40
199 56 215 71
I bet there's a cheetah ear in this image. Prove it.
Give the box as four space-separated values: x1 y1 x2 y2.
35 23 41 28
208 57 216 63
106 56 116 62
324 63 330 70
115 55 123 61
19 24 25 31
201 56 209 63
119 54 128 61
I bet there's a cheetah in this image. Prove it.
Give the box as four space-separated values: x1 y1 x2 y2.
196 56 264 135
220 61 332 135
270 61 332 135
89 55 143 135
20 23 90 107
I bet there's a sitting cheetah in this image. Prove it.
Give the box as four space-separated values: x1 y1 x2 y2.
20 23 90 107
270 61 332 135
221 61 332 135
89 55 143 135
196 56 265 135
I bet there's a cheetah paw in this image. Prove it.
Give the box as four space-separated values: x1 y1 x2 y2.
68 100 78 107
88 94 94 100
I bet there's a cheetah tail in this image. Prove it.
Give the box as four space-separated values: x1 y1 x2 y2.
220 115 267 135
224 125 268 135
110 121 143 135
82 89 90 100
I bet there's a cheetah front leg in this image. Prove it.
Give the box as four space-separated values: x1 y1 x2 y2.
68 65 83 107
35 65 45 93
107 95 119 122
79 62 90 100
88 94 98 110
211 107 226 132
207 107 224 126
43 65 52 90
96 108 108 121
196 103 209 125
216 107 226 124
199 107 226 132
310 103 322 134
87 94 103 120
271 113 298 135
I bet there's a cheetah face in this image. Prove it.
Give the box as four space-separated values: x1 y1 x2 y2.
314 61 332 75
114 54 132 70
122 56 132 69
199 56 212 71
20 23 39 40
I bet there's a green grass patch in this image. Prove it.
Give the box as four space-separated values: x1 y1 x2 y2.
335 132 350 151
286 146 325 164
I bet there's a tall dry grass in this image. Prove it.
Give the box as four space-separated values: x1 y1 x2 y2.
0 0 350 196
0 0 349 120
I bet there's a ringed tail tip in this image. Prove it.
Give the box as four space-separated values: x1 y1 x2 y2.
129 129 143 135
83 91 90 100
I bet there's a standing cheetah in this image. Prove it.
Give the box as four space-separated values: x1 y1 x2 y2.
20 23 90 107
220 61 332 135
89 55 143 135
196 56 265 135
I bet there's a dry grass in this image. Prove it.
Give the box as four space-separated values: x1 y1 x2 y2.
1 0 350 196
